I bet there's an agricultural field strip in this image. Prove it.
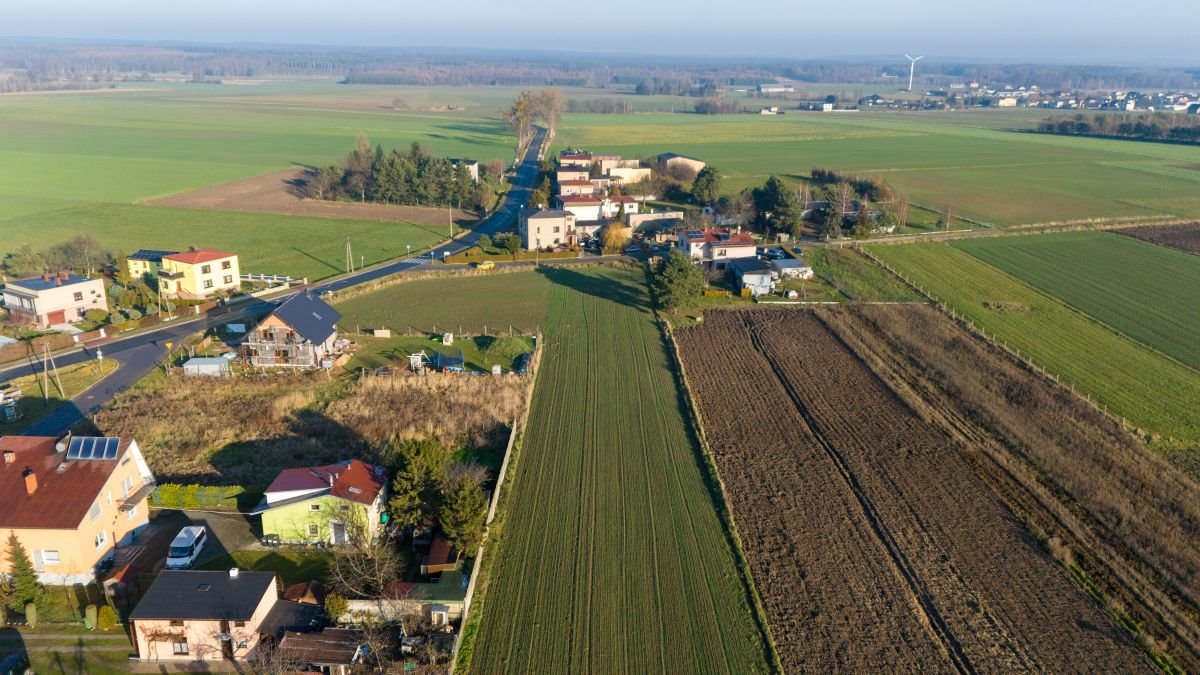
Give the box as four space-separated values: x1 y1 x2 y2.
1117 222 1200 256
953 232 1200 371
818 305 1200 669
675 315 953 672
467 268 768 673
870 243 1200 442
751 310 1149 670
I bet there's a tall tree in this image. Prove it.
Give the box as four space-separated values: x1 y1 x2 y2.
691 166 722 205
4 244 45 278
652 249 706 310
387 439 449 530
5 532 41 612
439 463 488 554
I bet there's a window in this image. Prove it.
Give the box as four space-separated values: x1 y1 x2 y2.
553 226 561 233
94 530 107 549
222 260 232 270
310 504 321 512
123 475 134 497
169 620 184 627
88 501 102 522
339 505 350 512
236 640 247 649
73 292 83 302
39 550 60 566
222 275 233 284
234 621 246 628
127 505 138 521
307 524 319 538
106 491 113 506
172 639 189 655
202 279 213 290
201 264 212 274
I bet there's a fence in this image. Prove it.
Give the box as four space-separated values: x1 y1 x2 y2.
0 332 75 365
346 323 542 340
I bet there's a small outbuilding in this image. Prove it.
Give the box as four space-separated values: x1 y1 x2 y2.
181 357 232 377
771 258 815 280
730 258 776 297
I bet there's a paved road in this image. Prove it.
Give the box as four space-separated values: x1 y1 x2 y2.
1 127 548 436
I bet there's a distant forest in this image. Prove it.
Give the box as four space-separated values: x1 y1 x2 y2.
1037 113 1200 144
1 39 1196 93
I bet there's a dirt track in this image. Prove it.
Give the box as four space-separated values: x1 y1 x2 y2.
676 309 1152 672
145 167 478 226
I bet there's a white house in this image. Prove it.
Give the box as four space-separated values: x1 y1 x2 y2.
730 258 776 296
2 272 108 328
519 207 578 249
554 195 640 222
772 258 814 280
677 228 757 270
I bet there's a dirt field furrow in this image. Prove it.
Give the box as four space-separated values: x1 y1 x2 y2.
677 308 1154 672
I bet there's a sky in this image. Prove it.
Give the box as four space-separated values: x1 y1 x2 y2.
3 0 1198 65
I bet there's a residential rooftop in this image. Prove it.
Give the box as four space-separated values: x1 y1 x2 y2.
269 292 341 345
128 571 276 621
0 435 135 530
128 249 178 263
264 459 386 506
6 272 96 292
521 207 573 219
163 247 236 265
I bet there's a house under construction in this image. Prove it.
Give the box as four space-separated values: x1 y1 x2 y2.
243 292 342 369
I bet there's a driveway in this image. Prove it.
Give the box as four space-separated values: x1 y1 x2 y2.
128 509 262 574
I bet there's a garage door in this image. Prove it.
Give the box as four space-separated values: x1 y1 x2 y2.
46 310 66 325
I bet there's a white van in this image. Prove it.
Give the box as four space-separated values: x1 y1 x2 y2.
165 526 207 569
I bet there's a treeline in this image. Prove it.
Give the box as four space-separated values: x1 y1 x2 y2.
3 235 110 279
567 98 636 114
695 98 743 115
1037 113 1200 144
304 136 502 211
810 167 897 202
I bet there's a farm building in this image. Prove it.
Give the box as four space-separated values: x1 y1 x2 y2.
730 258 776 297
244 292 342 369
181 356 232 377
772 258 815 280
126 249 177 280
656 153 707 176
1 271 108 328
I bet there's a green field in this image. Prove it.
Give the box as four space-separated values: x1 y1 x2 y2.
954 232 1200 370
806 247 923 301
334 270 556 333
463 266 770 673
554 109 1200 225
871 243 1200 445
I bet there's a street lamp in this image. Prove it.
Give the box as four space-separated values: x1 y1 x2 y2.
96 348 104 373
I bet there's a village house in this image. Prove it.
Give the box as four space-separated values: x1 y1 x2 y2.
519 207 578 250
656 153 706 176
448 158 479 183
0 435 155 583
2 272 107 329
244 292 342 369
606 166 652 184
126 249 177 281
730 258 776 297
558 150 593 168
555 168 589 184
258 459 389 545
677 227 756 270
553 195 640 222
129 570 322 664
158 247 240 299
556 179 596 196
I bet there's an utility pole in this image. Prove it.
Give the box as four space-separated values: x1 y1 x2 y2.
346 238 353 273
41 344 64 399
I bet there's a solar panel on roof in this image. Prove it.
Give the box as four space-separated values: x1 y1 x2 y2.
65 436 120 461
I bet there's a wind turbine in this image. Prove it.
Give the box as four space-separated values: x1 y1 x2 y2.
905 54 924 92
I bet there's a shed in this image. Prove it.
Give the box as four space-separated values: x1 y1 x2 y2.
730 258 776 297
182 356 232 377
771 258 815 280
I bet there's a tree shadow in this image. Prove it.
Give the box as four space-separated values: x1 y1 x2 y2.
0 627 27 673
535 265 649 312
203 410 373 488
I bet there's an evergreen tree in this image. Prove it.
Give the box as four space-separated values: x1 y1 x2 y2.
5 531 41 612
691 166 722 205
653 249 706 310
387 439 449 529
439 470 487 554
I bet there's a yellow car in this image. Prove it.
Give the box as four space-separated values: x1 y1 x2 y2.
475 260 495 270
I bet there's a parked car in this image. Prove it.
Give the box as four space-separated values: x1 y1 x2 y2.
474 260 495 270
165 525 208 570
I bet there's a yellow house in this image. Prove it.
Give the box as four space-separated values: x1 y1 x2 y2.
0 435 156 584
159 247 240 299
125 249 178 282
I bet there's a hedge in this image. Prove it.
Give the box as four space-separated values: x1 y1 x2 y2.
150 484 260 510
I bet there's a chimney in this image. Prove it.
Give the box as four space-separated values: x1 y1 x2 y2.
188 245 198 252
22 466 37 495
3 450 14 465
229 567 239 579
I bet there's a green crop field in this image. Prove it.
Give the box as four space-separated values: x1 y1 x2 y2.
334 270 556 334
465 265 770 673
954 232 1200 370
553 109 1200 225
871 243 1200 445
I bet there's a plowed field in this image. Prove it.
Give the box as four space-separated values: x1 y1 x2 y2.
676 309 1152 672
1118 222 1200 255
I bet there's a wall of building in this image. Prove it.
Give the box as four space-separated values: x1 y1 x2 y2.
161 256 240 298
261 495 371 545
133 585 276 662
2 277 107 327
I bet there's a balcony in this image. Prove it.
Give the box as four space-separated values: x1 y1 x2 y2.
158 270 184 280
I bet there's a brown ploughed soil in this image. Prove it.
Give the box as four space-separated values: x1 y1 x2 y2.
676 308 1155 672
1116 222 1200 255
145 167 479 227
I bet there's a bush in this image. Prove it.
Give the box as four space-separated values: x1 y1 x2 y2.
110 312 126 326
325 593 349 622
124 308 142 321
85 604 97 627
85 309 109 324
97 605 118 631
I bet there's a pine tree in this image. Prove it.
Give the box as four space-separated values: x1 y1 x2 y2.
5 531 41 612
439 473 487 554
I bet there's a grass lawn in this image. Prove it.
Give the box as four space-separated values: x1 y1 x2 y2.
344 334 534 374
464 265 771 673
806 247 923 302
953 232 1200 370
335 270 556 335
871 242 1200 446
0 359 116 433
196 550 334 586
